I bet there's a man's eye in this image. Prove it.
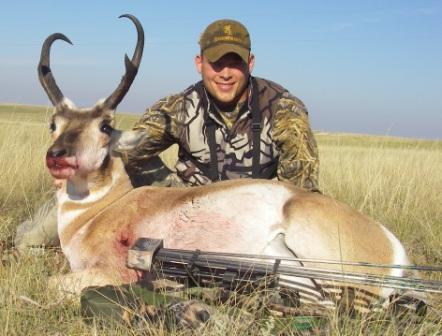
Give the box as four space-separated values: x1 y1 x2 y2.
100 122 114 135
211 61 223 72
211 59 244 71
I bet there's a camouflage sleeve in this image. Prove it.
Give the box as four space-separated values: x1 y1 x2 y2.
121 94 183 172
272 93 320 191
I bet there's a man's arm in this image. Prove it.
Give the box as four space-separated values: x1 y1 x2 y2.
272 93 320 191
117 94 183 173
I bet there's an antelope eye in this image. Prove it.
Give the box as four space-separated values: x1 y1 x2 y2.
100 122 114 135
49 121 56 132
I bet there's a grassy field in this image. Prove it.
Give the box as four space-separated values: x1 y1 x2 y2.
0 104 441 335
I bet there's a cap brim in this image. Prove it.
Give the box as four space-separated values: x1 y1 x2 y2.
203 44 249 63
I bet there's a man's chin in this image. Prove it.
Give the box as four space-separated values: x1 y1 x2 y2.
211 93 240 109
214 91 236 102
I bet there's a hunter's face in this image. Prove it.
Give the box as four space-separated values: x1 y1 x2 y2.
195 52 255 107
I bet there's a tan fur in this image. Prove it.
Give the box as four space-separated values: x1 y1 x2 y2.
43 99 414 310
53 154 407 300
41 95 418 311
58 159 132 245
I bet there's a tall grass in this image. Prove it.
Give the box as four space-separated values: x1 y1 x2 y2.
0 106 54 246
317 134 442 266
0 105 441 335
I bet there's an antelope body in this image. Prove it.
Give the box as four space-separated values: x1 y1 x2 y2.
40 15 417 310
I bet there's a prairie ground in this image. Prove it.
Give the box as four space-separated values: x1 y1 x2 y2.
0 104 441 335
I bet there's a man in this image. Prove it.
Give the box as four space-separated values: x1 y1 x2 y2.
15 19 319 251
120 18 319 191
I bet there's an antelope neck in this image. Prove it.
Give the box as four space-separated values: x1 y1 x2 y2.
58 157 132 221
57 156 134 247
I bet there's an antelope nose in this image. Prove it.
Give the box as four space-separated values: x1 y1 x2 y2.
48 148 67 158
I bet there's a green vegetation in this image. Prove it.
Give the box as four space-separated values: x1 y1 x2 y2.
0 104 441 335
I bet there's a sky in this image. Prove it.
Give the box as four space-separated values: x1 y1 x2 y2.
1 1 441 140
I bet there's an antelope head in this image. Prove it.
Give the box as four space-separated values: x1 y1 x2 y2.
39 14 144 182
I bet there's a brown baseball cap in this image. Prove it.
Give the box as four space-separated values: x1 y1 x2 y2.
199 19 251 63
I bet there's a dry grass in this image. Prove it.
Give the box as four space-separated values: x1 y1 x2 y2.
0 104 441 335
317 133 442 266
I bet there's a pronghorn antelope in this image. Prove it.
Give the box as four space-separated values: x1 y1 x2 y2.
40 15 421 311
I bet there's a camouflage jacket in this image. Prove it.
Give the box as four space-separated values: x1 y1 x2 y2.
123 77 319 190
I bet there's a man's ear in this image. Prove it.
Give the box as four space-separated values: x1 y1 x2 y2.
195 54 203 74
248 53 255 73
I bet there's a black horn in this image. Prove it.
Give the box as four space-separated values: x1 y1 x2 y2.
38 33 73 106
102 14 145 110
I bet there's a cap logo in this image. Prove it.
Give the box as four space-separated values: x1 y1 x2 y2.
223 24 233 36
214 35 242 43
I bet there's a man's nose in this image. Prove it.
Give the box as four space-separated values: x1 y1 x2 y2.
218 66 232 78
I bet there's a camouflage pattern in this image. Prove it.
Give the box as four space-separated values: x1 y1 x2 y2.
119 77 319 191
273 96 320 191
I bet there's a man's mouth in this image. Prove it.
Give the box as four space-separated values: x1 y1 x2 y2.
216 82 235 92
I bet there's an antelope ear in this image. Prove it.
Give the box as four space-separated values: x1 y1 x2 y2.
61 97 76 110
53 97 77 114
113 129 146 152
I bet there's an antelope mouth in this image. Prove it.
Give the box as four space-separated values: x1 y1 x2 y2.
46 156 78 179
